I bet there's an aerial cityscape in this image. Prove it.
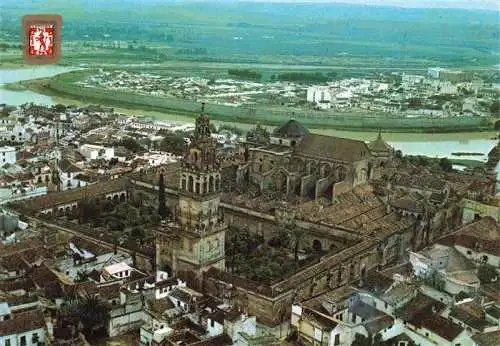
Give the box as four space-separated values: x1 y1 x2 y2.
0 1 498 346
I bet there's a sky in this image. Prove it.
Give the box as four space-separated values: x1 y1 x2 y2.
231 0 499 11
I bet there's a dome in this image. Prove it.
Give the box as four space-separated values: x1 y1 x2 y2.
272 119 309 138
368 132 392 153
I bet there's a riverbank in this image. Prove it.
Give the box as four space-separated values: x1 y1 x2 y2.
7 72 496 134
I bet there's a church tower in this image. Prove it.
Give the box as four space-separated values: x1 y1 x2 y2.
173 103 226 283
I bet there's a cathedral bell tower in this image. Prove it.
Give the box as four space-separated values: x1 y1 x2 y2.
174 103 226 282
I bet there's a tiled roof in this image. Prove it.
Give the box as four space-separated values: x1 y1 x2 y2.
0 309 45 335
397 293 445 322
296 133 371 162
363 315 394 335
450 306 495 331
472 330 500 346
272 240 376 295
391 173 447 191
146 298 175 315
188 333 233 346
302 307 338 330
349 300 384 320
391 197 424 213
480 282 500 302
169 288 194 304
0 254 30 272
367 133 392 153
207 309 226 325
438 217 500 256
418 315 464 342
29 263 59 288
96 282 121 300
0 277 35 292
59 159 82 173
16 178 128 211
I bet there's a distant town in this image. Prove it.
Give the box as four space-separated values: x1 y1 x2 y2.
77 67 499 118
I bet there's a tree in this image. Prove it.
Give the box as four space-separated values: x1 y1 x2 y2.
75 270 89 283
78 296 109 335
158 173 168 220
478 264 498 284
159 132 186 156
490 101 500 116
117 137 142 153
289 226 305 262
54 104 67 112
352 333 371 346
495 120 500 131
439 157 453 172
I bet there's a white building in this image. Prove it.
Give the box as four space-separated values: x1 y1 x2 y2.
0 308 47 346
79 144 115 161
0 147 16 165
102 262 134 281
307 86 334 104
0 186 48 205
428 67 443 79
57 159 87 191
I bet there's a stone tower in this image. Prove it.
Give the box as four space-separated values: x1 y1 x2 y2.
161 103 226 286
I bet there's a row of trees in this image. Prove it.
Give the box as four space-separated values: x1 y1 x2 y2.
271 72 336 83
228 68 262 81
399 154 454 172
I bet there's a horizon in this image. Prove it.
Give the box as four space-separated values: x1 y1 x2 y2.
175 0 498 11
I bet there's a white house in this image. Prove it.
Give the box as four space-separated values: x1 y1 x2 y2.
57 159 84 191
167 287 203 313
409 244 480 295
102 262 134 281
154 274 186 300
0 147 16 165
0 309 47 346
0 186 48 205
79 144 115 161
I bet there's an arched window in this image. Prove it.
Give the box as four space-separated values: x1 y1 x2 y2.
188 176 194 192
209 176 214 193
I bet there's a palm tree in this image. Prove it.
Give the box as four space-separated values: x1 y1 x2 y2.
289 226 305 262
79 295 109 336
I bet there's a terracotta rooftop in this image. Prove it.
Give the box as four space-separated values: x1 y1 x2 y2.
58 158 83 173
391 173 447 191
96 282 121 300
303 285 358 312
450 306 495 331
188 333 233 346
296 133 372 162
271 240 376 295
15 178 129 211
438 217 500 256
472 330 500 346
397 293 446 322
480 282 500 302
0 308 45 336
361 212 416 239
420 314 464 341
363 315 394 335
302 307 338 330
147 298 175 315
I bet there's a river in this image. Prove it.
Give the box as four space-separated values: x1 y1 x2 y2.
0 66 498 163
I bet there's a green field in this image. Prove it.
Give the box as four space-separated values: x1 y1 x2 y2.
2 1 499 71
